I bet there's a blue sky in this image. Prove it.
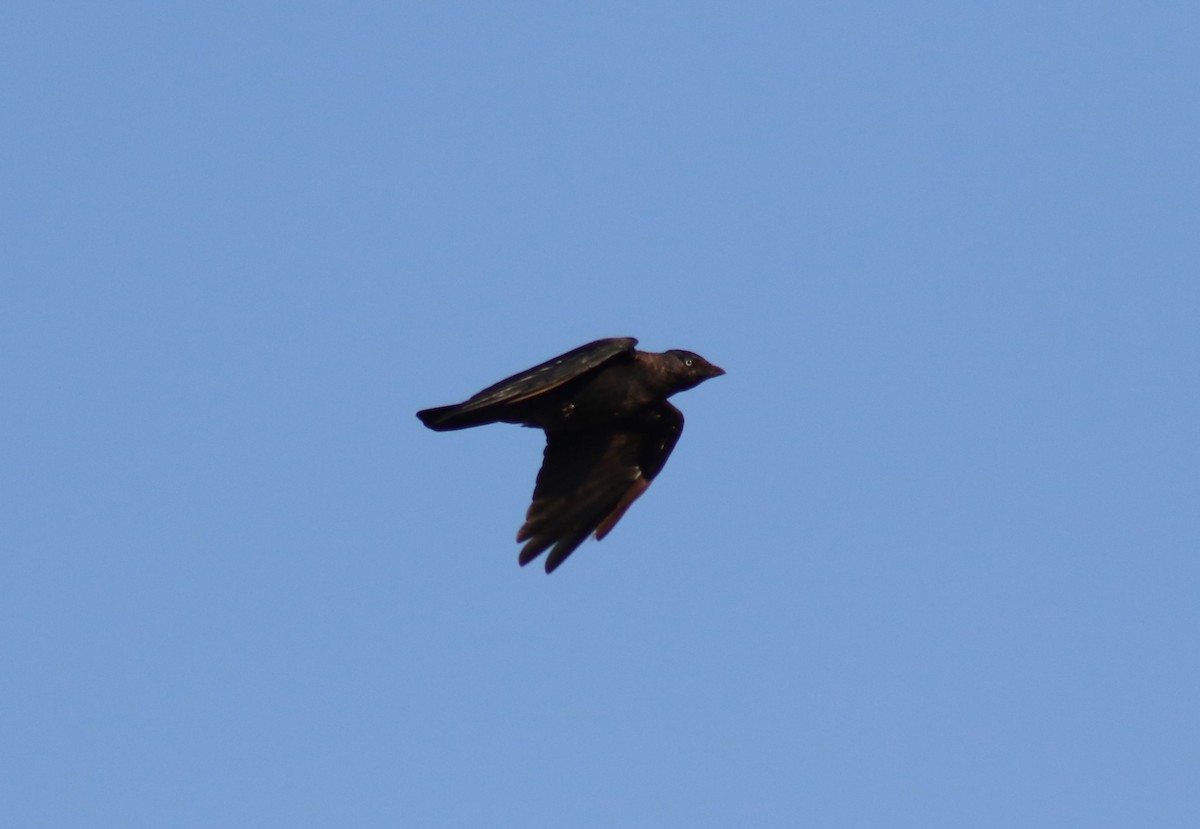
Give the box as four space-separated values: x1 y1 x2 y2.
3 2 1198 826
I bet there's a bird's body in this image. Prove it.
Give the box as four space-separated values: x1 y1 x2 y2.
417 337 724 572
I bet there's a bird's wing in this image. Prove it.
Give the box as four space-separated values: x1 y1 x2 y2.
517 402 683 573
417 337 637 431
456 337 637 413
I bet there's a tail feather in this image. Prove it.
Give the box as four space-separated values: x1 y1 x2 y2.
416 403 501 431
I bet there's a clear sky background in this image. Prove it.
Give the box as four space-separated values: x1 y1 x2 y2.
3 3 1198 827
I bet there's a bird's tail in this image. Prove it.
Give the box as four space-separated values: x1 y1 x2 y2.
416 403 502 431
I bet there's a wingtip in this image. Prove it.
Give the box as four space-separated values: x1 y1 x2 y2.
518 537 548 568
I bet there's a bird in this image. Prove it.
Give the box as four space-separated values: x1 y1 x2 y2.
417 337 724 573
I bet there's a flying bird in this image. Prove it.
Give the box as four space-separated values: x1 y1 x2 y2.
417 337 724 573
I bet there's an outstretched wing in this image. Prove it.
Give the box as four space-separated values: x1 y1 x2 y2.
516 402 683 573
417 337 637 431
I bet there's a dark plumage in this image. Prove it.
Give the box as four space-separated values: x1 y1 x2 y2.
417 337 724 572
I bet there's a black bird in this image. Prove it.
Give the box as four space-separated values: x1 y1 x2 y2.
417 337 724 573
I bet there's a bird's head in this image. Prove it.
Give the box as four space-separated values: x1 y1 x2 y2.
663 350 726 393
